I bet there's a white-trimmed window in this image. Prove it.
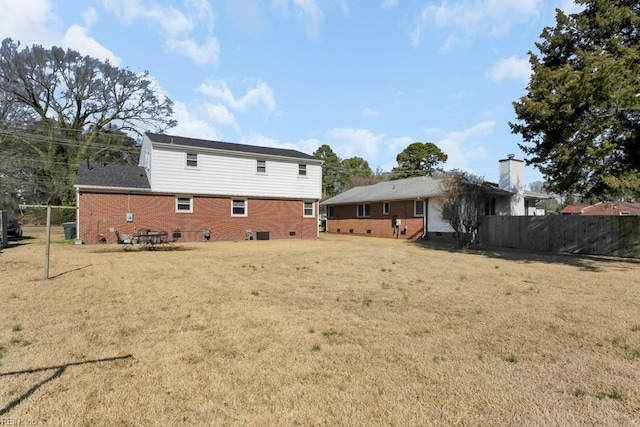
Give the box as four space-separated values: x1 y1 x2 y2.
257 159 266 173
303 201 315 217
357 204 371 218
176 196 193 213
186 152 198 168
298 164 307 176
414 200 425 217
231 199 247 217
327 206 334 218
383 201 390 215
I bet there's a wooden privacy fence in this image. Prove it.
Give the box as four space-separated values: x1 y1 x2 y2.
478 215 640 258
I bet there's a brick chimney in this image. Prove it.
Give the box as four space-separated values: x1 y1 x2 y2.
499 154 525 216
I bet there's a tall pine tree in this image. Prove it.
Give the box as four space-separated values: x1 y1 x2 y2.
510 1 640 199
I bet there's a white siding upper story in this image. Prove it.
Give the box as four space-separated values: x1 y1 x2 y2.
139 138 322 200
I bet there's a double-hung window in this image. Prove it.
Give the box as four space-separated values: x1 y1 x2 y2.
303 201 314 217
298 164 307 176
176 196 193 213
414 200 425 217
327 206 334 218
357 204 371 218
257 160 266 173
383 201 390 215
186 153 198 168
231 199 247 217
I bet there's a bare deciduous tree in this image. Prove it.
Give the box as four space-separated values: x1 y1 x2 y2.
441 171 493 248
0 38 175 208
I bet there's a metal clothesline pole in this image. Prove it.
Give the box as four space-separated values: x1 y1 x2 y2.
19 204 77 280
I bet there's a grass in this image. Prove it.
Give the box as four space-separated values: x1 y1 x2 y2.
573 387 586 398
0 230 639 425
596 389 625 401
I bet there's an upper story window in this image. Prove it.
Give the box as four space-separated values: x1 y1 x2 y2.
303 201 315 217
232 199 247 217
383 201 390 215
298 164 307 176
186 152 198 168
257 160 266 173
176 196 193 213
414 200 425 217
357 204 371 218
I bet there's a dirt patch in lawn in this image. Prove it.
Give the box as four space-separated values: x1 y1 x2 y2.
0 231 639 425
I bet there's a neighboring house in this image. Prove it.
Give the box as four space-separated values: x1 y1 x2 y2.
74 132 323 244
320 156 550 240
561 202 640 216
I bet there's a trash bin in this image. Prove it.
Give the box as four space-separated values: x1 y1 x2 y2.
63 222 76 240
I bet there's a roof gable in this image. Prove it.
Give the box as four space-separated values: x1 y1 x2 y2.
146 132 319 162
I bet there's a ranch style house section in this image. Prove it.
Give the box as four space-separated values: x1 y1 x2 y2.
321 156 549 241
74 132 323 244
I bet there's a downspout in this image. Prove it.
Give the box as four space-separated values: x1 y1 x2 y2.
422 208 427 239
421 198 427 240
75 187 80 243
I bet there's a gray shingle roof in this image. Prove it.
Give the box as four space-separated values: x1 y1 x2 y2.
321 176 445 205
74 163 151 190
146 132 319 162
524 190 554 199
321 175 518 205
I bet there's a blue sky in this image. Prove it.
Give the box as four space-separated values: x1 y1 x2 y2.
2 0 582 185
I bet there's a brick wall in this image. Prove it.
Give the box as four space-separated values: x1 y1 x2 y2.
325 200 425 240
78 192 318 244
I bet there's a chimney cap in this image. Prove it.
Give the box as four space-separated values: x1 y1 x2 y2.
507 154 515 159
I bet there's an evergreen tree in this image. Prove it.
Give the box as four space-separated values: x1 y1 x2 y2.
510 1 640 199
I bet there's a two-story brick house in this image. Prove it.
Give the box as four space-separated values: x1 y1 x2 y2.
74 133 323 244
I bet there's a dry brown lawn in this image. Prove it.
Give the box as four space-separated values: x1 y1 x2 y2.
0 230 639 426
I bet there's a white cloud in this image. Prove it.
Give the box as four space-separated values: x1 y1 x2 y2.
437 121 495 172
361 108 379 118
381 0 399 8
101 0 219 64
170 101 222 141
198 103 238 130
410 0 540 48
0 0 59 46
199 80 276 113
1 1 120 62
62 25 121 65
240 133 315 152
166 36 220 64
101 0 193 34
296 137 323 155
487 56 531 83
387 136 414 157
83 8 98 27
557 0 584 15
327 127 387 159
